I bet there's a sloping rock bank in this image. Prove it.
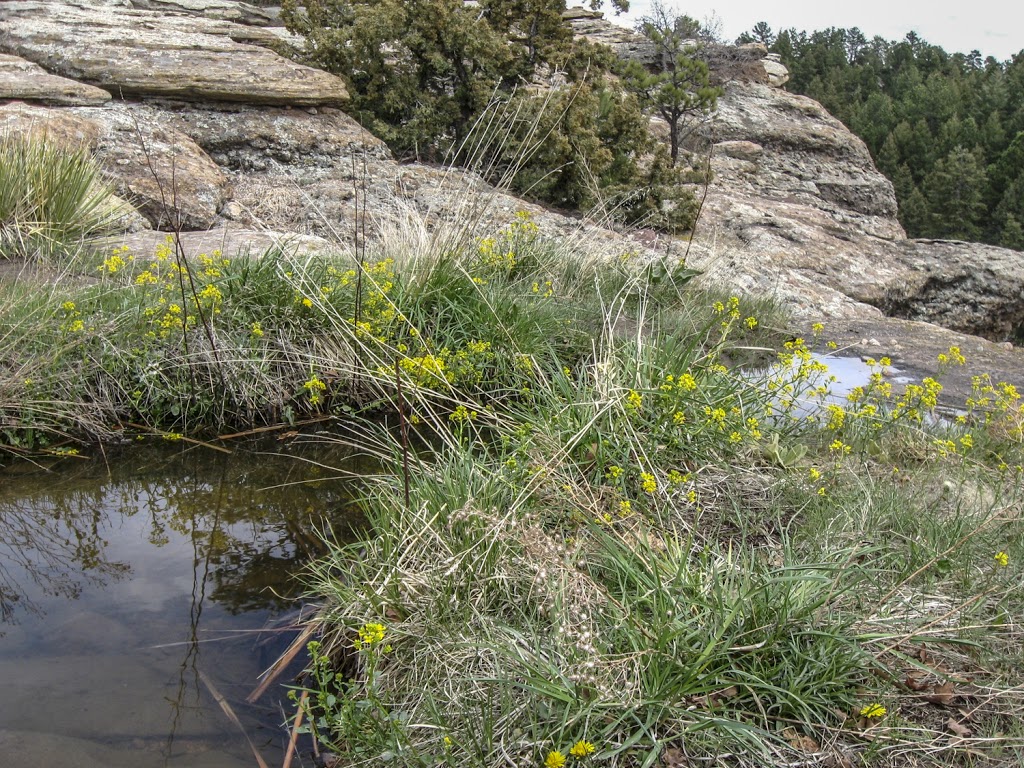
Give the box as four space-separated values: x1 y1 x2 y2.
1 0 1022 396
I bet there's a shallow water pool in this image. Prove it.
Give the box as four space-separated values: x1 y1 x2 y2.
0 436 362 768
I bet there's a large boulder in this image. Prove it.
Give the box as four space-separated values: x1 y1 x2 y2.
686 78 1024 350
872 239 1024 340
701 82 900 222
0 0 347 106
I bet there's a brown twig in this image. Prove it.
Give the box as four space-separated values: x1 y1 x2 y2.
198 669 271 768
682 137 714 266
216 416 334 441
126 108 226 419
247 623 317 704
125 422 232 454
282 689 308 768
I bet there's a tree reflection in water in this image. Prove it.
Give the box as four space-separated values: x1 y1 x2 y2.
0 438 363 627
0 438 365 765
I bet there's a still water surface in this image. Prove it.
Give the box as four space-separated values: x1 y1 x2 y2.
0 437 362 768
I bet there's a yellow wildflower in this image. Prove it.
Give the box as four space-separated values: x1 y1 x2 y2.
569 740 596 759
625 389 643 414
860 703 886 719
354 621 387 650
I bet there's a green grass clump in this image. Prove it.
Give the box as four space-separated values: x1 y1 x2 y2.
0 133 125 261
261 225 1021 767
0 210 775 450
291 324 1024 767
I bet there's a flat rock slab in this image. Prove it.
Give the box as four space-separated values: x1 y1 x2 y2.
0 52 111 106
0 0 348 106
129 0 278 27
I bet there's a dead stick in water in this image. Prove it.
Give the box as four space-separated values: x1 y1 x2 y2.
198 669 271 768
125 423 233 454
216 417 334 441
247 623 317 704
282 689 308 768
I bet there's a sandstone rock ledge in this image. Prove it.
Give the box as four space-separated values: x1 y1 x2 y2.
0 53 111 106
0 0 347 106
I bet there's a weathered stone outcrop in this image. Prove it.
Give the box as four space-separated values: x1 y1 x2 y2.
0 53 112 106
873 240 1024 340
1 0 1021 389
0 101 228 229
703 82 900 223
565 9 783 87
128 0 278 26
0 0 345 106
683 77 1024 347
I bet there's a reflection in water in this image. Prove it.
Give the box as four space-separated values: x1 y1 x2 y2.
0 483 132 627
0 438 364 767
0 440 360 624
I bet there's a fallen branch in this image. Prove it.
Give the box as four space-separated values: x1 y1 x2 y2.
282 689 309 768
198 669 270 768
247 623 317 704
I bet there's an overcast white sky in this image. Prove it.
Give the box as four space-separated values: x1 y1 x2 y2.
605 1 1023 61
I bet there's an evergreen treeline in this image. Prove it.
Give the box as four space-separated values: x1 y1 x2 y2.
739 24 1024 248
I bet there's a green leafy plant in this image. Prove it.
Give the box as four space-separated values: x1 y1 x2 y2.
0 133 125 260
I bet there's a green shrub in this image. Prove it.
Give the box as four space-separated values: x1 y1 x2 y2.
0 133 125 260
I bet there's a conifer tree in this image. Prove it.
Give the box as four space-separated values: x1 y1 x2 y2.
618 0 720 165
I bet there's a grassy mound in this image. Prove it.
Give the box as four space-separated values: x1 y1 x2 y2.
2 173 1022 767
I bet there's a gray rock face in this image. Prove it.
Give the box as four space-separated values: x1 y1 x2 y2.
702 82 900 223
566 10 659 66
761 53 789 87
0 53 112 106
874 240 1024 340
0 0 347 106
681 74 1024 351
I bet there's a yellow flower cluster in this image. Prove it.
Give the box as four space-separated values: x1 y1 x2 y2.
303 375 327 406
98 245 133 275
59 299 85 333
449 404 478 423
545 738 596 768
353 621 389 651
